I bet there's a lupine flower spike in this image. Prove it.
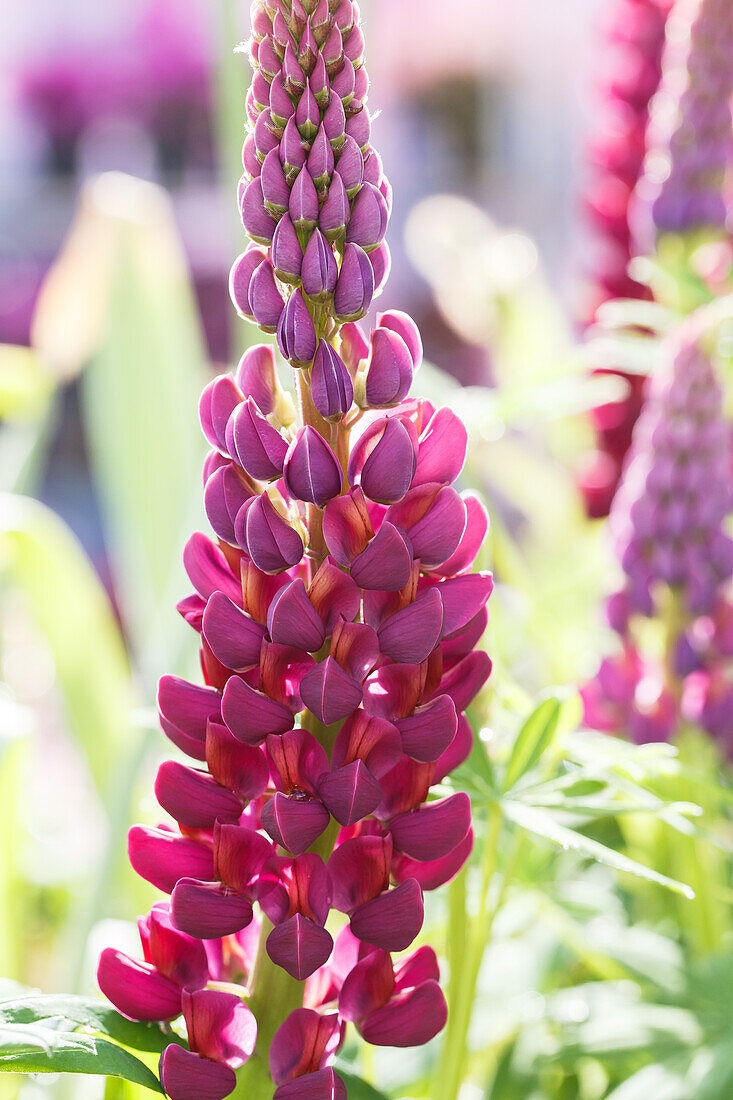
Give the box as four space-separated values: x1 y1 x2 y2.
580 0 672 518
99 3 492 1097
634 0 733 244
583 313 733 746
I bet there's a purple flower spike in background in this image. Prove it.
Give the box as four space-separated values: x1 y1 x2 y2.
98 2 492 1097
584 313 733 746
635 0 733 243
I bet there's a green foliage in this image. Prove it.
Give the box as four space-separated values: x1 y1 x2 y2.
0 1026 162 1094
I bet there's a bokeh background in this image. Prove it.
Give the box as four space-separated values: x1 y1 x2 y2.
4 2 733 1100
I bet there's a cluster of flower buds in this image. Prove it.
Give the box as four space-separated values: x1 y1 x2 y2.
583 317 733 744
579 0 672 518
231 0 391 344
99 3 492 1097
635 0 733 242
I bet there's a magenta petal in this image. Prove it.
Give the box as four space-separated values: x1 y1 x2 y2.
128 826 214 894
302 229 339 302
390 793 471 862
408 487 467 569
350 522 413 591
267 727 329 795
158 675 220 761
242 176 277 245
332 710 403 779
377 310 423 370
267 578 326 652
249 259 286 333
346 182 389 252
300 657 363 725
160 1046 236 1100
377 589 444 664
322 488 374 567
311 340 353 420
236 345 279 416
222 675 294 744
199 375 242 454
438 494 489 576
394 946 441 991
171 879 254 939
97 949 181 1022
308 559 362 633
206 720 269 801
334 242 374 322
267 913 334 980
229 247 267 320
271 213 304 283
338 949 394 1022
155 762 242 829
392 829 474 891
204 465 254 546
350 879 424 952
183 532 242 603
274 1068 347 1100
439 573 494 636
284 426 343 506
277 287 318 365
438 650 492 711
320 172 349 240
229 398 288 481
441 606 488 662
359 980 447 1047
214 822 274 894
365 327 414 408
396 694 458 763
327 835 392 914
368 240 392 297
349 417 418 505
319 760 382 826
243 494 304 575
413 407 468 488
330 619 380 681
261 146 292 213
261 792 330 855
146 903 210 988
270 1009 342 1085
203 593 266 672
182 987 257 1068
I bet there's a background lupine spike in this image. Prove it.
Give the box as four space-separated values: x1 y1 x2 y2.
98 2 491 1097
578 0 672 519
634 0 733 243
584 315 733 746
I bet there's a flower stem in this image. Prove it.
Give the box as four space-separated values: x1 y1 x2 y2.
433 802 504 1100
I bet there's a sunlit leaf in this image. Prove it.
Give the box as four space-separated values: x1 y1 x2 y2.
500 799 694 898
0 1024 163 1093
0 994 180 1055
503 696 562 791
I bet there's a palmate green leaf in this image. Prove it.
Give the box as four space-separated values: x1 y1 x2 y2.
0 995 179 1055
0 495 133 795
502 696 562 792
0 1024 163 1094
500 799 694 899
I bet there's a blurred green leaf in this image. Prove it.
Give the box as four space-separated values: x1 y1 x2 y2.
0 1024 162 1093
335 1067 390 1099
503 697 562 792
0 995 180 1055
79 178 208 673
500 799 694 898
0 495 132 794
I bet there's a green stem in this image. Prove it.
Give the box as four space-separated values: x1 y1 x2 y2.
433 802 504 1100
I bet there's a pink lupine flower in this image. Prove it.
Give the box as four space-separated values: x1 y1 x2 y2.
99 2 491 1096
635 0 733 242
584 315 733 748
579 0 672 518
